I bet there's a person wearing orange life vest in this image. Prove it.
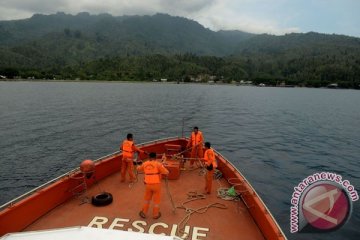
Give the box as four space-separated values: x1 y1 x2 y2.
121 133 144 182
137 152 169 219
202 142 217 194
186 126 204 168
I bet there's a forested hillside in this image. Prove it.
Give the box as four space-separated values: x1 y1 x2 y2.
0 12 359 88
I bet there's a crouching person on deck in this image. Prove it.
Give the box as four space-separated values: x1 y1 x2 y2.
202 142 217 194
137 152 169 219
121 133 144 183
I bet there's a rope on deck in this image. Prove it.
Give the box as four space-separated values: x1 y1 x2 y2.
165 177 176 213
176 191 227 239
217 187 241 201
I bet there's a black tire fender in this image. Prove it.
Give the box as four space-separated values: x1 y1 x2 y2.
91 192 113 206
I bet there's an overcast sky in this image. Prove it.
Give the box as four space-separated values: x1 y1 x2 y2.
0 0 359 37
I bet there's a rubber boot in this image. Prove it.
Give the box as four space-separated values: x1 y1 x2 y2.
142 203 149 215
153 206 161 219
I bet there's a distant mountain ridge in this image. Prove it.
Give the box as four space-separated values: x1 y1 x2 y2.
0 12 254 60
0 12 359 66
0 12 359 88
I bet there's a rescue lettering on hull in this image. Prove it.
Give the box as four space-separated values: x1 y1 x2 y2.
88 216 209 240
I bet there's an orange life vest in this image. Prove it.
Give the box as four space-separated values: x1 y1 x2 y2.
122 140 134 158
191 131 203 146
204 148 217 168
143 161 161 184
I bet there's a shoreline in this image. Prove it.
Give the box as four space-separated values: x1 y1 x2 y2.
0 79 154 84
1 79 358 90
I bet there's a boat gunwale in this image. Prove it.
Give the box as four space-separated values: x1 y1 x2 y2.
213 149 287 239
0 136 182 211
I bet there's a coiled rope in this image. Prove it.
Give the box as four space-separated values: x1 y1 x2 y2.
176 191 227 239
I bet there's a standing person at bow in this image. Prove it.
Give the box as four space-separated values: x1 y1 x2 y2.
121 133 144 183
202 142 217 194
186 126 204 168
138 152 169 219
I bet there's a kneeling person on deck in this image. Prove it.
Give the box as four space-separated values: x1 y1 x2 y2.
137 152 169 219
202 142 217 194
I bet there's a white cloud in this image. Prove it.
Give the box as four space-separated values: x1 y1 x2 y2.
0 0 300 35
1 0 66 13
0 6 29 20
0 0 69 20
187 0 300 35
0 0 216 18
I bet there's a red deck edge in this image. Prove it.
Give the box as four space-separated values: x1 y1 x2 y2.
0 153 122 236
215 151 286 240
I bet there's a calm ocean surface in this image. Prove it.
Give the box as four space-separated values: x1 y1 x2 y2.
0 81 359 239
